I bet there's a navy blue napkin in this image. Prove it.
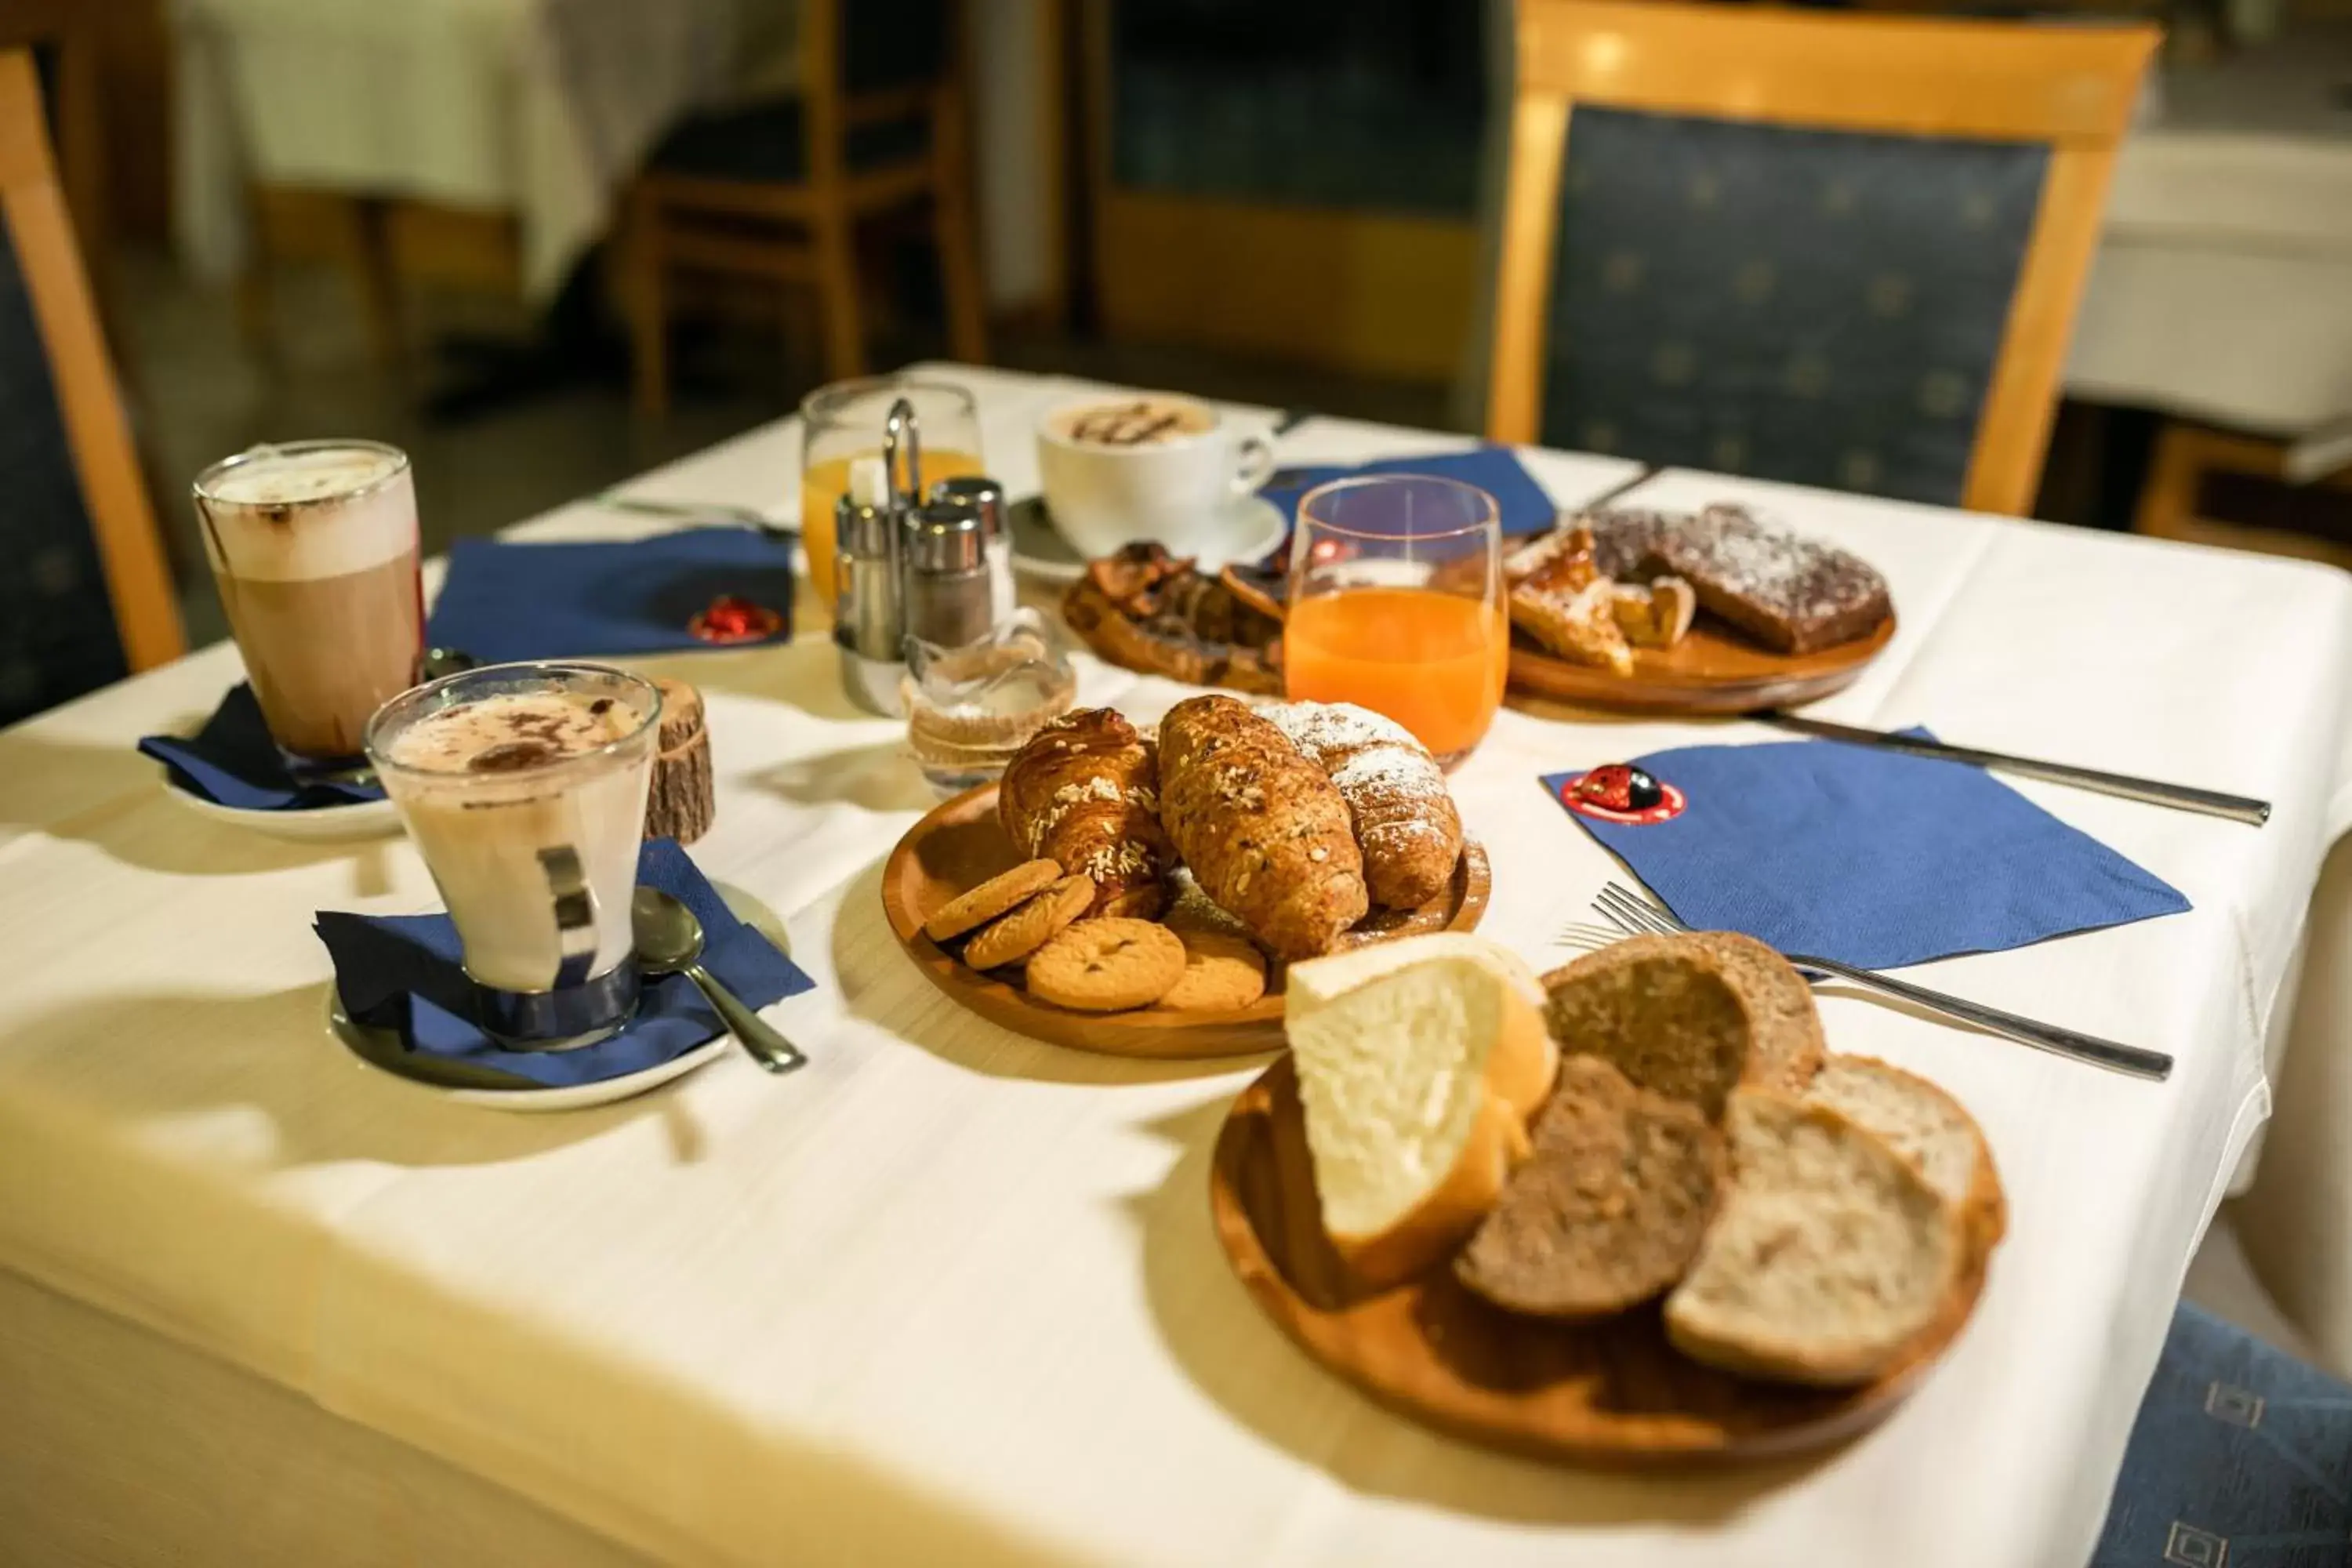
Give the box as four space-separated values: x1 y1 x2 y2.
1543 731 2191 970
1258 445 1561 539
140 684 384 810
314 838 812 1088
426 527 793 665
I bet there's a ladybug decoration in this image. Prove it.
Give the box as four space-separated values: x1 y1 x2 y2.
1573 764 1664 814
688 594 785 645
1559 762 1686 825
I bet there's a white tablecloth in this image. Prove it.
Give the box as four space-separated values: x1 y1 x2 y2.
3 365 2350 1568
172 0 798 298
2066 27 2352 433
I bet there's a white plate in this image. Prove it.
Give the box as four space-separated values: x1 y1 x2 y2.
324 881 792 1112
1009 492 1290 584
170 786 404 842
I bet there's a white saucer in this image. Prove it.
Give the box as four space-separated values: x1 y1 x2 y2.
169 785 404 842
1009 492 1290 584
324 880 793 1112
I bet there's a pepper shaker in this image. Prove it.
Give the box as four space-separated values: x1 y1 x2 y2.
834 456 906 716
928 474 1012 626
901 496 995 653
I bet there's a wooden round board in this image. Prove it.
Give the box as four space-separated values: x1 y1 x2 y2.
1209 1054 1989 1465
880 783 1490 1058
1508 612 1897 715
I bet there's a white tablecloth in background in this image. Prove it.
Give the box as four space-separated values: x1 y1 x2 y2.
171 0 800 298
2066 26 2352 433
2 365 2350 1568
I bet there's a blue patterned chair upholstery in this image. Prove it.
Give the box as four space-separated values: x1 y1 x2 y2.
1541 107 2048 509
2096 1301 2352 1566
0 218 126 728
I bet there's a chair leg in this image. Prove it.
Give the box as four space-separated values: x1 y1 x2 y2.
812 212 866 383
622 189 671 422
236 187 278 365
933 175 989 367
350 197 405 371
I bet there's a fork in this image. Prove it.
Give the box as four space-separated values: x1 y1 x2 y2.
1584 883 2173 1082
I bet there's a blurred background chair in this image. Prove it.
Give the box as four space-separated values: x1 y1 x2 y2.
2094 1300 2352 1564
0 47 182 728
621 0 988 417
1486 0 2158 515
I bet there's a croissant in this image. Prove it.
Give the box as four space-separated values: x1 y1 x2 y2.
1258 701 1461 909
998 709 1169 918
1158 695 1367 960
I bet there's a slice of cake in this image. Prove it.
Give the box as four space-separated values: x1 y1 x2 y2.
1636 504 1890 655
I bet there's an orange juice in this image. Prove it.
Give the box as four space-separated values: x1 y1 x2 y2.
1283 587 1510 763
800 448 985 623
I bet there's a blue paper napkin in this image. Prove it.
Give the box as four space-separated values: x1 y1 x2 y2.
140 684 385 810
1543 731 2191 970
1258 446 1562 539
314 839 812 1088
426 527 794 665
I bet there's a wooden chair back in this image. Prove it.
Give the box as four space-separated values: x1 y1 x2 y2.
0 48 180 723
1487 0 2156 515
795 0 960 191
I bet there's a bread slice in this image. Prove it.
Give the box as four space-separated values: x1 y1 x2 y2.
1455 1054 1725 1319
1664 1091 1962 1386
1806 1054 2005 1251
1540 931 1823 1120
1286 934 1561 1287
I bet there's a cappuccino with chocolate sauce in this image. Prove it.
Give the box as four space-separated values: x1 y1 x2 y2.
371 672 659 996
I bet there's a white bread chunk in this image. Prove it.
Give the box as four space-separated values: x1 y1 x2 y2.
1285 935 1560 1287
1665 1091 1962 1387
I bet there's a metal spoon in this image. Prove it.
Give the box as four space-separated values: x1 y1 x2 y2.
630 888 808 1075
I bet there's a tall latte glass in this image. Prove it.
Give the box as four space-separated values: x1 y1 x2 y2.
365 662 662 1050
193 441 423 776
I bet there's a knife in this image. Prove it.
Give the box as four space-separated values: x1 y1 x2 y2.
1759 712 2271 827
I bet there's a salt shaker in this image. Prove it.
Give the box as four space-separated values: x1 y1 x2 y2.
901 496 995 651
834 456 906 716
929 474 1012 624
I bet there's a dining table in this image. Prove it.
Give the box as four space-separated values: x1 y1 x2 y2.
3 361 2351 1568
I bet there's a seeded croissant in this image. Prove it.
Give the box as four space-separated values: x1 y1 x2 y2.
1157 695 1367 960
998 708 1169 918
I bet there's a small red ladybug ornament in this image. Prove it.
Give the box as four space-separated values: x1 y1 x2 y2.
1559 762 1685 825
1574 764 1662 813
687 595 784 644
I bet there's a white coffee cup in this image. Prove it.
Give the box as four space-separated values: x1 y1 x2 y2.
1035 392 1273 560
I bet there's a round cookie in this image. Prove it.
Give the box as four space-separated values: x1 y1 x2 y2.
963 876 1094 971
1026 919 1186 1013
1156 927 1268 1012
924 858 1062 942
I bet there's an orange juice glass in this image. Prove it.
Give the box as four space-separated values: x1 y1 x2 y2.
799 378 983 624
1284 475 1507 767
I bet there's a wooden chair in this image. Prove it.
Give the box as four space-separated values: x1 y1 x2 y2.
1487 0 2158 516
2133 422 2352 572
0 47 181 727
622 0 988 418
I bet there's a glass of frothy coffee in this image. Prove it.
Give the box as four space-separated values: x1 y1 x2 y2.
193 441 423 778
365 662 662 1051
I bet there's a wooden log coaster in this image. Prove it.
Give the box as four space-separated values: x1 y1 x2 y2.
645 677 715 844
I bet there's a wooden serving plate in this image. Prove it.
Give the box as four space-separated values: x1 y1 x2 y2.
1508 612 1897 716
1209 1054 1988 1465
880 783 1490 1058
